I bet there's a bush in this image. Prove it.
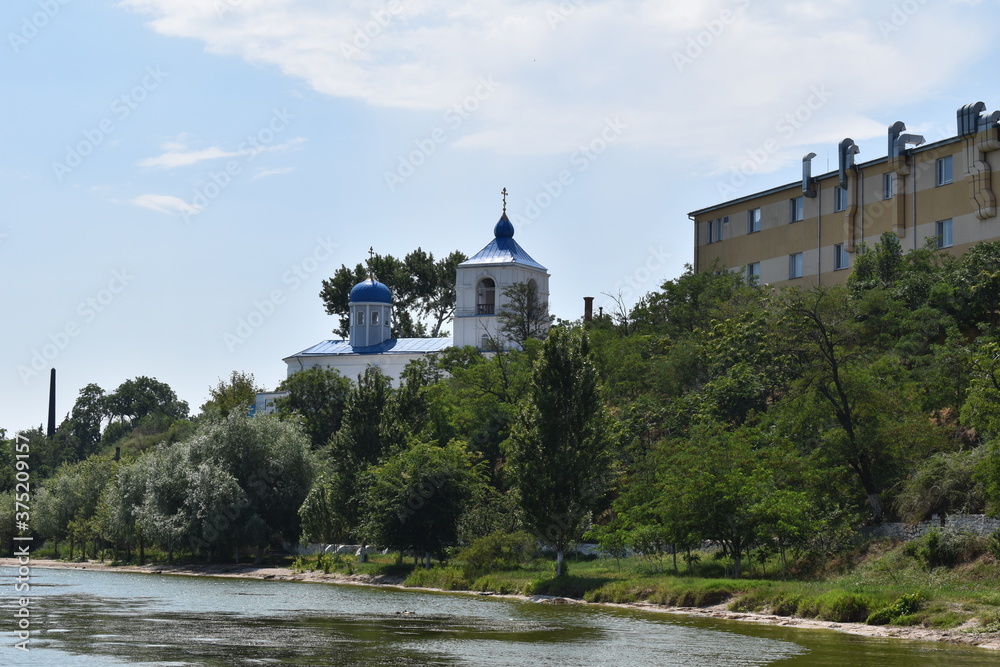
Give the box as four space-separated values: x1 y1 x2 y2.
903 529 985 570
457 531 539 578
804 591 872 623
866 593 924 625
987 529 1000 560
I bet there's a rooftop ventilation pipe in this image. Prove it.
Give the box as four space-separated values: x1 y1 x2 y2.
958 102 987 136
802 152 818 198
888 121 907 158
838 139 859 190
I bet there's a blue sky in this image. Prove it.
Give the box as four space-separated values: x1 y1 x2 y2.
2 0 997 433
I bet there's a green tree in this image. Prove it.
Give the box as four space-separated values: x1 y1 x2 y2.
497 281 552 349
67 383 107 458
200 371 264 419
104 376 189 433
505 328 613 575
319 248 467 338
361 440 484 567
276 367 352 448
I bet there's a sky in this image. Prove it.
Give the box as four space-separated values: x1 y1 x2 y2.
2 0 997 434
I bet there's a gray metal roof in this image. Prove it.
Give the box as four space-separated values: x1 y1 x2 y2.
285 337 453 359
459 236 547 270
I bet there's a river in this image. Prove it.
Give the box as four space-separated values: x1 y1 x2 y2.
1 566 996 666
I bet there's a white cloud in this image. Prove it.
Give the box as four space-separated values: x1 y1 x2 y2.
119 0 996 173
139 137 307 169
130 193 201 216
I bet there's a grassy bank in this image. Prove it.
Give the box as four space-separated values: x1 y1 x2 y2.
288 537 1000 633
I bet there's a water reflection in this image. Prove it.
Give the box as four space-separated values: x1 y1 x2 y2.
0 567 995 666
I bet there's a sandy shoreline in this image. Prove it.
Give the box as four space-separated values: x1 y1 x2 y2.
5 557 1000 650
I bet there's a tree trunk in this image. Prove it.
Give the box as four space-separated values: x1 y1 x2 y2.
254 545 264 565
672 547 678 575
424 552 431 570
556 549 564 577
360 540 367 564
139 535 145 565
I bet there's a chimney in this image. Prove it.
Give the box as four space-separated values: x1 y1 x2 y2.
47 368 56 438
583 296 594 322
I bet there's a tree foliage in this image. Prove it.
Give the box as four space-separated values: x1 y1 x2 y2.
319 248 467 338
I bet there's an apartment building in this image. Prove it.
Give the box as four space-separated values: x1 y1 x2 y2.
690 102 1000 287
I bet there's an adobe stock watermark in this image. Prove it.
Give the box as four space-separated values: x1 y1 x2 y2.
607 245 671 306
224 236 338 351
716 84 833 198
182 108 295 222
8 0 70 54
673 0 750 73
509 116 627 230
878 0 929 40
18 269 134 384
340 1 407 60
384 76 501 191
546 0 581 29
51 66 168 183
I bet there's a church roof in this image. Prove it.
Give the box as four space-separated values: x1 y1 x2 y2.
284 337 453 359
349 278 392 304
459 212 547 271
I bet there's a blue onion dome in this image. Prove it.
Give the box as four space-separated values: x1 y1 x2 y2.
494 212 515 239
349 278 392 304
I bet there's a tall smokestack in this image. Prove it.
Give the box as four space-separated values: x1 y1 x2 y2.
47 368 56 437
583 297 594 322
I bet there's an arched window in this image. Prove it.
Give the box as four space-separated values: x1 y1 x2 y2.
355 309 365 327
477 277 496 315
370 310 380 326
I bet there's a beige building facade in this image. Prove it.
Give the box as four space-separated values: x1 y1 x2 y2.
691 102 1000 287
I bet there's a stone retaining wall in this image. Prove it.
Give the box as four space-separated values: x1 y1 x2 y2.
861 514 1000 541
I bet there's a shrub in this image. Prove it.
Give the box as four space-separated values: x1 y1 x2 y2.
457 531 539 578
866 593 924 625
810 591 872 623
903 530 985 570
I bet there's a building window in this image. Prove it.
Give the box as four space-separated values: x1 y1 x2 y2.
481 333 491 349
789 197 804 222
370 310 380 326
834 244 849 270
746 262 760 284
788 253 803 279
834 187 847 212
882 173 893 200
477 278 496 315
747 208 761 234
355 309 365 327
935 219 953 248
936 156 953 186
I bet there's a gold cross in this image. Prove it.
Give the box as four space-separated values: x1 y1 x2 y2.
502 187 508 213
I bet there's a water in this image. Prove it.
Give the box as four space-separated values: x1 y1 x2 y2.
0 566 996 666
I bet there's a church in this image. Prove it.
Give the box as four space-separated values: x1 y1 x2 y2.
253 200 550 412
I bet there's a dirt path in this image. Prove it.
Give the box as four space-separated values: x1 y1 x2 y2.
5 558 999 650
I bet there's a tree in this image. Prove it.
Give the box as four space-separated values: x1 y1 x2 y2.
187 413 316 563
505 327 613 575
319 248 467 338
326 366 401 560
847 232 904 294
275 367 352 449
497 281 552 348
104 376 189 431
67 383 107 458
361 440 484 567
200 371 264 419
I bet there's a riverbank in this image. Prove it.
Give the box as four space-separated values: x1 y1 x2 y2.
6 557 1000 651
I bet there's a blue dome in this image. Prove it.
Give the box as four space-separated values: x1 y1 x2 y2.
349 278 392 304
493 212 514 239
